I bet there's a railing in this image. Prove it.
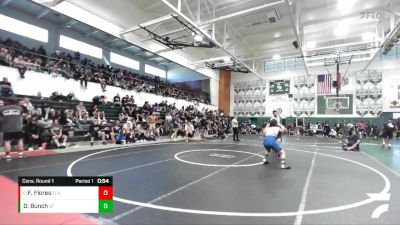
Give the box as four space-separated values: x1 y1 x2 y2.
0 43 211 104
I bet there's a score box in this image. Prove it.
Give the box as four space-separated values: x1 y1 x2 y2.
18 176 113 213
99 186 113 213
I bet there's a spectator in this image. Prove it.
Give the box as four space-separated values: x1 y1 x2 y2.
89 119 107 146
80 69 89 88
0 77 11 86
323 121 331 138
13 55 27 78
123 120 134 143
113 93 122 107
91 104 106 121
142 101 151 118
76 102 88 121
92 95 106 106
0 77 13 97
147 112 158 139
66 92 77 102
185 121 195 141
121 94 129 106
24 117 43 151
129 95 135 104
50 119 67 149
110 120 122 143
170 115 180 141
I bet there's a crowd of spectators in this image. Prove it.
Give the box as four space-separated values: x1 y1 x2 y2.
291 120 382 138
0 37 210 104
105 93 230 144
0 77 229 152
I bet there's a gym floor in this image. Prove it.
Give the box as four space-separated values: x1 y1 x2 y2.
1 136 400 225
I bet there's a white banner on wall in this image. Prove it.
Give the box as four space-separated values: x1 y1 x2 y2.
383 79 400 112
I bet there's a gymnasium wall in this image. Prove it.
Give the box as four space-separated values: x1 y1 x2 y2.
230 56 400 119
0 66 216 111
238 116 382 127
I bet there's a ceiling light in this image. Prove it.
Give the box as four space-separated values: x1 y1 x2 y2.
273 54 281 60
193 34 203 42
362 32 375 41
274 32 281 38
338 0 356 13
306 41 316 49
334 24 349 37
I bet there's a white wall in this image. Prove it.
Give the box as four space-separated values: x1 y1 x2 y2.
230 59 400 118
196 68 220 107
1 66 216 111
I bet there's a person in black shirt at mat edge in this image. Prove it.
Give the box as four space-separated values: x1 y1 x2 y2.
0 97 25 160
381 120 396 150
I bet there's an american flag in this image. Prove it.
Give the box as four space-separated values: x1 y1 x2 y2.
317 74 331 95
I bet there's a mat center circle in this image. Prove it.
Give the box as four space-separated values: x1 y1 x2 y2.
174 149 264 167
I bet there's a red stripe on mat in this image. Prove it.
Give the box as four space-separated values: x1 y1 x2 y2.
0 176 98 225
0 150 58 159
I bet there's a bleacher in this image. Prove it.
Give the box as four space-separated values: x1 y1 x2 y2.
0 94 122 144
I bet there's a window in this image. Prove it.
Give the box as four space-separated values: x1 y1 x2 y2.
0 14 48 42
59 35 102 58
263 57 310 73
110 52 139 70
145 64 166 78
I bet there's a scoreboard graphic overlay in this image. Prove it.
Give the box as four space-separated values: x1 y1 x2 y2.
18 177 113 213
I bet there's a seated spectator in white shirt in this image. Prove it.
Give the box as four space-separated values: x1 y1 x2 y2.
185 121 195 140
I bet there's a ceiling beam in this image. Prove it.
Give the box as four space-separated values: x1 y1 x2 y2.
199 0 285 26
202 0 212 19
1 0 12 7
105 38 120 45
196 0 200 23
36 8 51 19
243 53 300 61
161 0 264 79
285 0 309 75
183 0 196 22
142 27 188 42
120 14 175 35
122 45 138 50
60 19 78 29
226 23 255 58
85 29 99 37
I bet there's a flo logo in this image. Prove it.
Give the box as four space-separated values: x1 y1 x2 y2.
360 11 383 20
360 9 397 20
